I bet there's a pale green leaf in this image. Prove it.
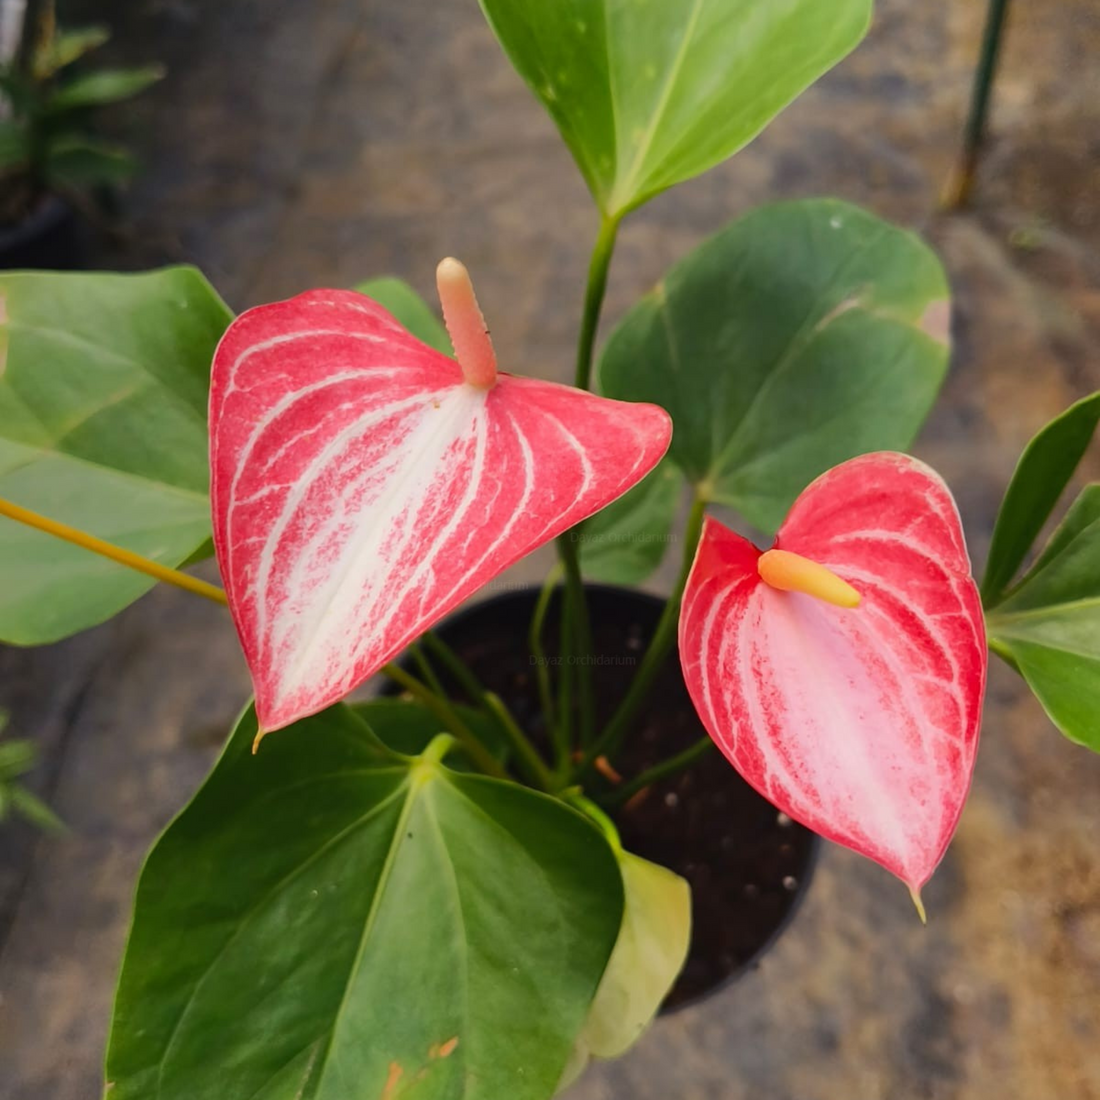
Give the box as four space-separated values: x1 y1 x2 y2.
0 268 232 644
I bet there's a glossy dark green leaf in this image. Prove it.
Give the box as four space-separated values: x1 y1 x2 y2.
0 268 232 644
106 704 623 1100
986 484 1100 751
351 696 509 766
599 199 950 533
579 457 682 584
981 392 1100 606
47 65 165 111
477 0 871 216
355 277 451 356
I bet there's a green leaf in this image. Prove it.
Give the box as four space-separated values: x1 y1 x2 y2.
982 392 1100 606
47 65 165 112
351 697 510 766
598 199 950 533
477 0 871 217
9 784 65 831
106 704 623 1100
354 277 452 356
987 484 1100 752
0 737 35 778
0 268 233 644
34 25 111 78
560 850 690 1092
46 136 137 188
579 457 682 584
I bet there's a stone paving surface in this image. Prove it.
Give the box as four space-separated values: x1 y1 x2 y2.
1 0 1099 1097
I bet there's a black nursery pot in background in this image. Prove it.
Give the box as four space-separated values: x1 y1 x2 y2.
390 584 820 1011
0 195 84 270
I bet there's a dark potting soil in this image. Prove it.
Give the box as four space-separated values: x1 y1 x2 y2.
417 585 818 1010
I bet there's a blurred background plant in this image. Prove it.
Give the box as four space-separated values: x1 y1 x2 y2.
0 0 161 233
0 710 62 832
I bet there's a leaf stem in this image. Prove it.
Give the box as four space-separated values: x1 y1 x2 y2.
581 491 708 773
527 565 562 757
0 495 228 606
483 692 554 792
574 214 621 392
381 662 507 779
554 213 623 756
421 631 555 791
601 736 714 809
558 530 595 746
409 641 446 698
421 630 487 704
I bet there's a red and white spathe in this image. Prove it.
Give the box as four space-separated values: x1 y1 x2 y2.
210 261 671 736
679 453 987 904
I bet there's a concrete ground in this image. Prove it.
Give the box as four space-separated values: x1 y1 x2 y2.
1 0 1099 1097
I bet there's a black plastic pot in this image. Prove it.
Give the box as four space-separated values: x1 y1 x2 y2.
389 584 820 1011
0 194 84 270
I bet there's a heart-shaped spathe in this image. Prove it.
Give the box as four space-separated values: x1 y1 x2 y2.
679 452 986 897
211 288 671 734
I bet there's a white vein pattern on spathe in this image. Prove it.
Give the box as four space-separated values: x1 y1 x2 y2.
691 559 968 871
268 395 634 711
257 382 487 710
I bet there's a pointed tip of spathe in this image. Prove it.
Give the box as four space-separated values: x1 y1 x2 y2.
252 727 270 755
909 886 928 925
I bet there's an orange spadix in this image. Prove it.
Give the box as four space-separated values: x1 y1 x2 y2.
757 548 861 609
436 257 497 389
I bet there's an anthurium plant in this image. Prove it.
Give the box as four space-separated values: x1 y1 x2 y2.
0 0 163 227
0 2 1096 1098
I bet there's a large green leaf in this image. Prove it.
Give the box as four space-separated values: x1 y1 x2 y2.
0 268 232 644
106 704 624 1100
982 392 1100 606
986 484 1100 752
599 199 950 533
579 457 682 585
355 277 451 356
477 0 871 217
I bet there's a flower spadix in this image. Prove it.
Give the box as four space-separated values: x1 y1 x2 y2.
679 453 987 901
210 261 671 736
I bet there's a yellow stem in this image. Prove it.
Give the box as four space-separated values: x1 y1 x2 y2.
0 496 228 606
